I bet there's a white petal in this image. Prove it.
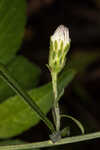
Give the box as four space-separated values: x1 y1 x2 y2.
51 25 70 50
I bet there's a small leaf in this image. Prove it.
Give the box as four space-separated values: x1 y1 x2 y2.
61 114 85 134
0 0 26 64
0 56 41 101
0 69 76 138
61 126 70 137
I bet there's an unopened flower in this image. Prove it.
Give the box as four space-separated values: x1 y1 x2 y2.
49 25 70 74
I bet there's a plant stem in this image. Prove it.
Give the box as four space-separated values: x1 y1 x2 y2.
51 72 60 132
52 72 58 100
0 131 100 149
0 63 55 133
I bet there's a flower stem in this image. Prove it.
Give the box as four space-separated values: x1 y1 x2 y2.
0 63 55 133
51 72 60 132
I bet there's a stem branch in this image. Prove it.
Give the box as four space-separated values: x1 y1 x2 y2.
0 131 100 149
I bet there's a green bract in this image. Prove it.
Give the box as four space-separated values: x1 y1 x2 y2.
49 25 70 74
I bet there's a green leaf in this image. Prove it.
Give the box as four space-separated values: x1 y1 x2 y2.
68 51 100 72
0 69 76 138
61 126 70 137
0 0 26 64
0 56 41 101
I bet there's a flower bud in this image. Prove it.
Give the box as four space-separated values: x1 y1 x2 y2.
49 25 70 74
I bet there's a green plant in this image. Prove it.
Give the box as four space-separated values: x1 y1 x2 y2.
0 0 100 150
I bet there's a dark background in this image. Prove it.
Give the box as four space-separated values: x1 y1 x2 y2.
19 0 100 149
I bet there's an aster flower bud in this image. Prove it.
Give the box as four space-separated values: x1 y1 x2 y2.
49 25 70 74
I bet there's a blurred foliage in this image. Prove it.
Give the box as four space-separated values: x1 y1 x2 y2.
95 0 100 8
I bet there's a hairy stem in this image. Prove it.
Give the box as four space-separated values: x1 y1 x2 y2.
51 72 60 132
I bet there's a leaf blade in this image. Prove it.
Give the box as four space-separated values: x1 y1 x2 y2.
0 56 41 101
0 0 26 64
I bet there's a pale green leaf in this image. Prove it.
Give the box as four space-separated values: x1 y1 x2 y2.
0 69 76 138
0 0 26 64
